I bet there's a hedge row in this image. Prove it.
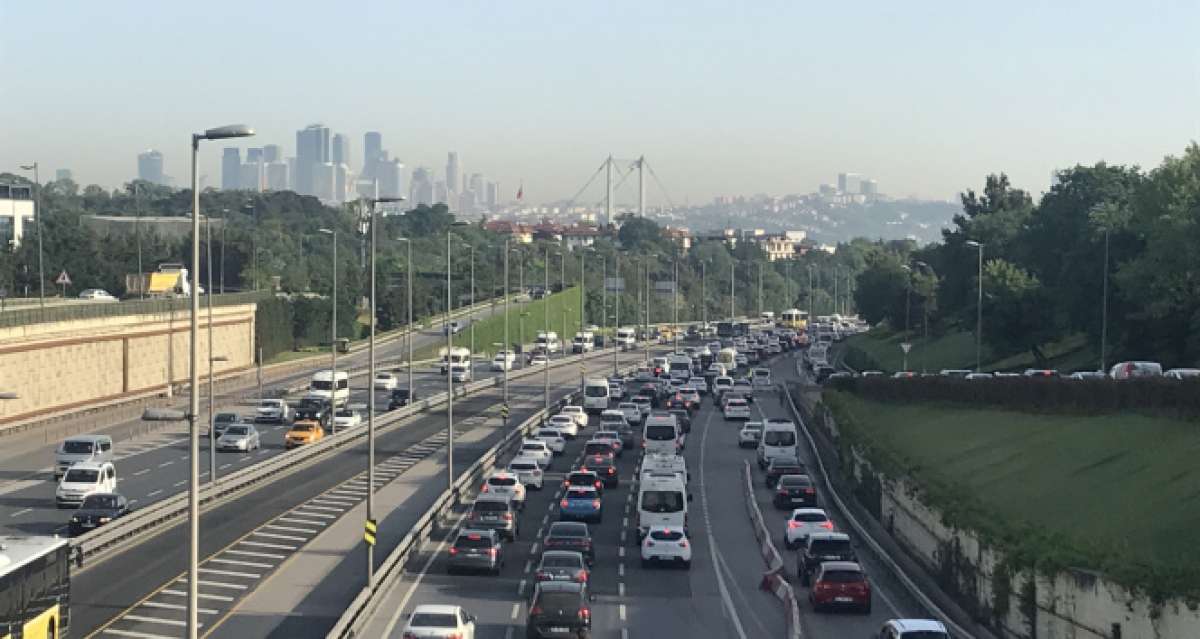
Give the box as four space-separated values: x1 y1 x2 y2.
829 376 1200 421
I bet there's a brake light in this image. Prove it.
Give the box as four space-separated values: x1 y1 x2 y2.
488 547 498 557
645 540 654 547
576 569 588 582
402 633 418 639
679 540 688 548
594 481 602 489
504 512 513 521
592 500 601 509
579 607 591 621
449 547 459 555
804 488 815 495
788 520 800 528
561 499 569 508
530 606 543 616
481 483 489 492
820 520 834 530
778 488 789 496
607 467 615 475
536 570 548 580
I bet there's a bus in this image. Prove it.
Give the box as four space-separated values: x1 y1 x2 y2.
780 308 808 331
0 536 71 639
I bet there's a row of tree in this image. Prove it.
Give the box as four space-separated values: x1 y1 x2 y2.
851 142 1200 368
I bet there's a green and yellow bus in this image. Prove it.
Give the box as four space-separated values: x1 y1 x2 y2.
780 308 808 331
0 536 70 639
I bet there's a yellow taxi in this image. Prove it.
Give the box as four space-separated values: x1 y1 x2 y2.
285 420 325 449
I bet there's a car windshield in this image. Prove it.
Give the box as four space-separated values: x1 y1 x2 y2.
568 474 595 484
780 476 811 488
311 381 333 391
537 430 560 438
522 443 544 451
645 425 676 440
566 489 594 499
215 414 237 423
65 469 100 483
62 440 94 454
585 386 608 397
820 569 865 583
542 554 581 568
764 431 796 446
81 494 118 509
794 512 828 523
410 613 457 628
375 373 391 379
489 476 517 486
585 443 612 455
259 401 279 408
225 426 248 436
550 524 587 537
649 529 685 541
535 592 581 611
455 534 493 549
810 538 852 555
292 424 314 432
473 500 508 512
641 490 684 513
510 463 537 471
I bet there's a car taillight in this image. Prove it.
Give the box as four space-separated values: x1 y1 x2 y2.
447 633 463 639
804 488 815 495
592 500 601 509
778 488 789 496
530 606 543 616
679 540 688 548
561 499 569 508
645 540 655 547
594 481 602 489
402 633 418 639
788 521 800 528
488 547 498 557
607 467 615 475
481 484 489 492
820 521 834 530
536 570 548 580
504 512 513 521
577 569 588 582
579 607 591 620
449 547 458 555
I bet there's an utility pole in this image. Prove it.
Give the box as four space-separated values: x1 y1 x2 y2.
637 156 645 217
757 263 763 317
672 255 679 353
729 262 735 321
613 252 620 375
605 155 613 227
701 261 707 328
543 248 550 410
1100 228 1110 373
504 240 510 408
446 230 454 491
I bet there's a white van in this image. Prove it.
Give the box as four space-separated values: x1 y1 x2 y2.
667 355 693 380
572 331 595 354
449 362 472 383
616 327 637 350
535 331 561 354
717 347 738 369
756 419 799 468
642 453 688 484
642 415 681 456
56 461 117 508
55 435 114 479
308 370 350 407
440 346 471 374
637 473 690 541
583 378 611 413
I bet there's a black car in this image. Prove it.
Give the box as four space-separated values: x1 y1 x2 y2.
580 454 619 488
388 388 416 410
798 532 857 585
773 474 818 509
296 398 331 426
668 409 692 434
526 580 593 639
564 470 604 495
543 521 595 565
765 457 806 488
69 492 131 536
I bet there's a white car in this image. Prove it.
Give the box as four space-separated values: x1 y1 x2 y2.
784 508 834 549
402 604 477 639
373 372 398 390
739 422 763 448
712 376 734 395
547 415 579 438
255 398 291 423
332 409 363 433
507 457 544 490
880 619 951 639
534 428 567 454
530 354 549 366
640 525 692 569
723 397 751 420
491 351 516 371
617 402 642 426
631 396 652 418
481 470 527 509
217 424 261 452
56 461 117 508
78 288 117 301
518 440 553 469
450 363 472 383
560 406 588 429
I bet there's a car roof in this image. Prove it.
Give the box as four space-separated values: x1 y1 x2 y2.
508 456 540 466
64 434 110 443
473 493 512 504
457 528 498 540
791 507 828 517
66 461 109 471
890 619 949 632
488 470 518 479
535 580 585 594
818 560 863 573
808 531 850 542
549 521 588 533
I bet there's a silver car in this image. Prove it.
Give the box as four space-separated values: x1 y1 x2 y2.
217 424 261 452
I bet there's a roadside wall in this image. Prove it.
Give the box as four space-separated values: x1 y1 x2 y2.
821 414 1200 639
0 303 256 425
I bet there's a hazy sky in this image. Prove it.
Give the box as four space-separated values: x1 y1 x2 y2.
2 1 1196 205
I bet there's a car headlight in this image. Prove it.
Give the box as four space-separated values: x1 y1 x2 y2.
71 516 80 522
98 516 112 523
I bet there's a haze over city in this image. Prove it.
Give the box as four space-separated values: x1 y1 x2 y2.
2 1 1196 203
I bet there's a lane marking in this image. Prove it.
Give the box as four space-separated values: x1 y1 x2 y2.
173 480 186 487
140 601 219 614
147 489 163 498
510 603 521 620
160 589 234 602
517 578 526 596
9 508 31 517
266 524 319 535
225 549 285 560
199 567 262 579
238 540 297 551
379 510 471 637
158 461 173 468
523 560 532 574
103 628 179 638
134 469 151 477
206 557 273 569
251 531 306 542
618 582 625 596
698 406 751 639
619 604 627 621
123 614 189 627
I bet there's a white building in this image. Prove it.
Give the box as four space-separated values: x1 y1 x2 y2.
0 184 36 247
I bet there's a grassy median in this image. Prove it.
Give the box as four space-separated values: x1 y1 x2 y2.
828 391 1200 594
842 328 1095 374
414 286 588 359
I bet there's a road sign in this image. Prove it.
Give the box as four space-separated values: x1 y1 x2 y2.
363 518 377 546
56 270 71 286
900 342 912 354
500 403 510 420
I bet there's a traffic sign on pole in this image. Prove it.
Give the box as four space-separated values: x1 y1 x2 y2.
900 342 912 354
363 518 377 546
56 270 71 286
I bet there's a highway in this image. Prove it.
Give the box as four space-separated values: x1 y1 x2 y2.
0 303 509 537
75 347 651 638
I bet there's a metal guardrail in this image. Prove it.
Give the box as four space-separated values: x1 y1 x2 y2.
68 347 617 564
779 382 976 639
0 291 269 329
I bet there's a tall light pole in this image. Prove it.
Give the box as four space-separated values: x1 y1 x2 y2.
914 261 934 374
446 227 458 492
1100 227 1110 373
757 262 763 318
785 260 790 309
131 183 145 299
188 123 254 639
672 254 679 353
503 241 511 408
965 240 984 372
543 247 552 410
901 265 912 372
206 216 219 484
365 196 403 583
394 237 414 396
613 252 620 375
465 242 476 381
559 251 566 356
808 265 814 319
729 262 735 321
318 228 339 403
17 162 44 308
701 260 707 329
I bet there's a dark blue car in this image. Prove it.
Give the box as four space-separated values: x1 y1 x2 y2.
559 486 603 523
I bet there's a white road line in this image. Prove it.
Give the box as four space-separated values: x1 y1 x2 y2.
226 549 285 560
523 560 532 574
133 469 151 477
698 408 750 639
240 457 253 463
546 503 554 511
103 629 177 638
158 461 173 468
192 579 248 590
173 480 186 487
294 509 338 519
618 563 625 577
123 614 189 627
9 508 31 517
257 449 271 456
510 602 521 620
517 579 527 596
278 516 326 527
621 629 629 639
147 489 163 497
207 557 273 569
239 540 297 551
530 543 539 554
301 504 345 513
219 463 232 470
618 547 625 558
266 524 319 534
160 589 234 602
618 582 625 597
622 517 628 527
252 531 307 542
178 455 188 462
140 601 219 614
313 496 357 505
199 567 262 579
619 604 627 621
379 510 471 637
541 514 549 525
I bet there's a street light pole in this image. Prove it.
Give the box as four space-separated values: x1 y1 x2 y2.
17 162 44 308
1100 228 1110 373
543 247 551 410
394 237 414 396
613 252 620 375
701 261 706 329
318 229 339 404
503 241 510 408
672 255 679 353
133 184 145 299
446 229 455 492
187 123 253 639
206 217 217 485
966 240 984 372
729 262 735 321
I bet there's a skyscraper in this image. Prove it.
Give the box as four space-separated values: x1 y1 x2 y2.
837 172 863 194
486 182 498 209
363 132 382 180
332 134 352 171
410 167 433 205
221 148 242 190
313 162 336 201
239 162 264 192
469 172 484 197
263 144 282 163
295 124 331 196
246 148 264 164
335 163 352 202
266 162 288 191
377 159 403 199
138 149 165 185
446 152 460 194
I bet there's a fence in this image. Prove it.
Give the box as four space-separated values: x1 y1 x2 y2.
0 291 269 329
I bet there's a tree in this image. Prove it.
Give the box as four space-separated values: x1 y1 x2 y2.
853 254 910 328
616 215 665 252
979 259 1057 364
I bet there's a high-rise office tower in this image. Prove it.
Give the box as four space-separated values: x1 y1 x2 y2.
861 179 878 196
377 159 403 199
363 132 382 180
469 173 484 197
221 148 242 190
263 144 282 163
335 163 352 202
246 148 264 164
486 182 498 209
313 162 336 201
837 172 863 194
240 162 264 192
446 152 460 194
286 157 296 190
266 162 288 191
138 149 165 185
295 124 331 196
410 167 433 206
332 134 352 171
434 180 448 205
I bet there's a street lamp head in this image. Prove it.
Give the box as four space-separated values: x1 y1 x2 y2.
210 355 229 363
0 392 18 400
965 240 983 248
201 124 255 140
19 164 36 171
318 228 335 236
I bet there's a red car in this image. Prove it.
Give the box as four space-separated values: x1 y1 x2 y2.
809 561 871 614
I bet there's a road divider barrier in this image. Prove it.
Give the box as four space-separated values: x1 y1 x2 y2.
69 347 636 566
743 460 802 639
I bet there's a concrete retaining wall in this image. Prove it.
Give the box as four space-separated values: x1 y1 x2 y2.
831 417 1200 639
0 303 255 425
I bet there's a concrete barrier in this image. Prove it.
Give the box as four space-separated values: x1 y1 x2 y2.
742 460 802 639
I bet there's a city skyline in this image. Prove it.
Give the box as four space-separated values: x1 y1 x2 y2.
1 2 1195 204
